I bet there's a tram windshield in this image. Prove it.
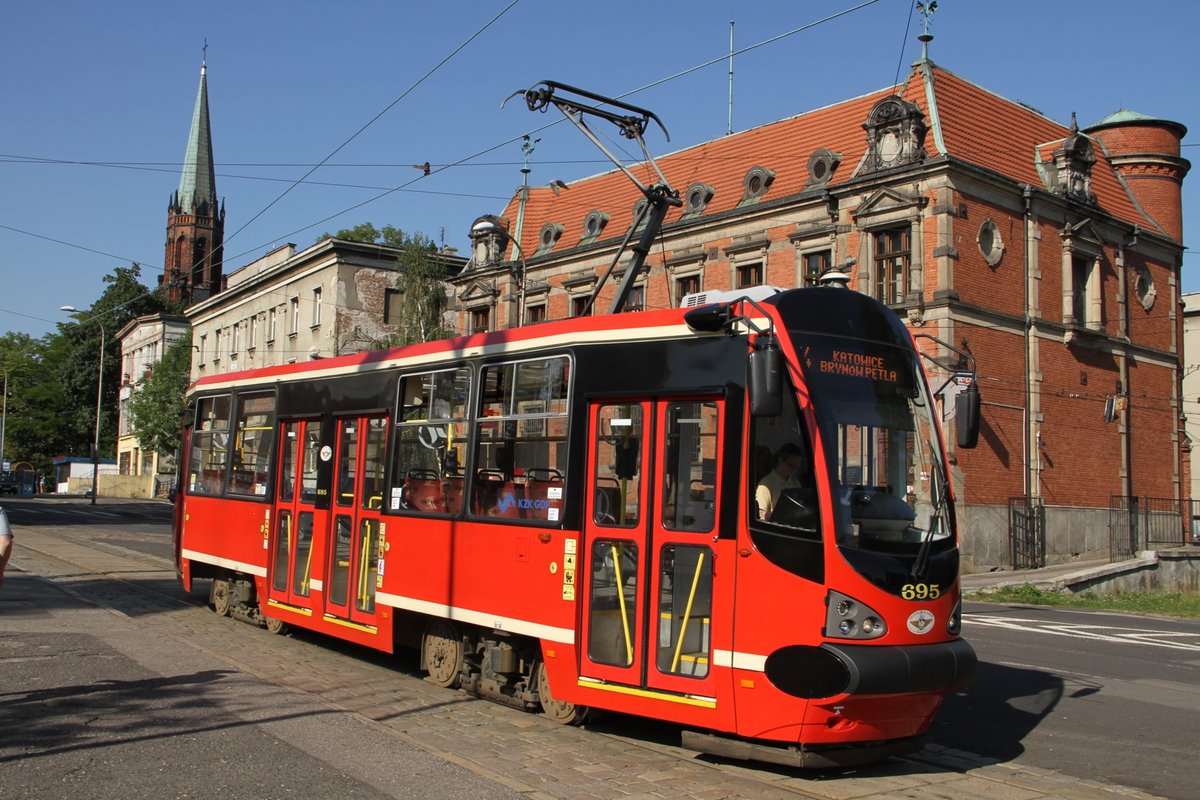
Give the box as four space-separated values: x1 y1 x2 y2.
799 333 950 556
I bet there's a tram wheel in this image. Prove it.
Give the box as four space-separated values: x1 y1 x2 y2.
264 615 288 635
536 661 589 725
422 620 464 688
211 579 232 617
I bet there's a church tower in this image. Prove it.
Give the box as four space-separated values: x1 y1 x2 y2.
162 58 224 306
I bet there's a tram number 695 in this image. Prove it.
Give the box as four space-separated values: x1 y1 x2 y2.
901 583 941 601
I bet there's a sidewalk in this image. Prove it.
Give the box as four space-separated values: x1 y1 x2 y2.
7 522 1170 800
962 557 1122 593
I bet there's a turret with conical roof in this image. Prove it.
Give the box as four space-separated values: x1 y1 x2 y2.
1085 109 1190 242
162 59 225 306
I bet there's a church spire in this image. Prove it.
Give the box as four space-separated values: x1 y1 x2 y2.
177 58 217 216
162 52 225 307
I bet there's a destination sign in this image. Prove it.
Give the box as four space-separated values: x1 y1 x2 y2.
819 350 899 383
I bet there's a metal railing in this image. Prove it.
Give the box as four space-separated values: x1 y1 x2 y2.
1008 496 1046 569
1108 495 1192 562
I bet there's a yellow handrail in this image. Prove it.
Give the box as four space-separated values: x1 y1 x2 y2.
300 522 313 594
358 522 373 608
670 552 706 673
611 543 634 666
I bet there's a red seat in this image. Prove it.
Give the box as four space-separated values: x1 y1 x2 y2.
404 470 445 513
443 476 464 515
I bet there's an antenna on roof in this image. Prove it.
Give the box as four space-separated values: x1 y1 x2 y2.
727 20 735 136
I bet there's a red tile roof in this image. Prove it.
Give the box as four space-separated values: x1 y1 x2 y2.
500 62 1156 259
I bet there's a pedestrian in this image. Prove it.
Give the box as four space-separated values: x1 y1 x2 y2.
0 506 13 588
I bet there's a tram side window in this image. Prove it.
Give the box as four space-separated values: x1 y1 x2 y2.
228 392 276 497
187 395 232 495
749 385 820 540
471 356 570 522
390 367 471 514
593 404 644 528
362 417 388 511
662 401 718 532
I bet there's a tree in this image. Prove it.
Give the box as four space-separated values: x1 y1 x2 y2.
128 332 192 460
0 332 68 483
391 232 452 346
320 222 452 347
57 263 177 460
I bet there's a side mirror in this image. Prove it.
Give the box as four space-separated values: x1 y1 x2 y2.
955 382 980 449
749 336 782 417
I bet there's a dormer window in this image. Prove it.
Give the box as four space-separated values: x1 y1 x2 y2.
863 96 927 173
535 222 564 256
681 182 715 219
578 210 610 245
1051 115 1097 205
805 149 841 187
738 167 775 206
630 198 650 232
469 215 509 268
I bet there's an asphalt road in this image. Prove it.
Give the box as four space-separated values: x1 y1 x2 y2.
941 602 1200 800
4 496 1194 799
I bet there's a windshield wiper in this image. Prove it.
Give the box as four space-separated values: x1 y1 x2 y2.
910 438 946 581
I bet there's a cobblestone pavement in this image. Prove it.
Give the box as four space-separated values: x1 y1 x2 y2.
5 525 1165 800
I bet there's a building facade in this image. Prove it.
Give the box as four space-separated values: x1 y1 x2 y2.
452 53 1189 571
115 313 189 497
187 239 465 380
1183 292 1200 532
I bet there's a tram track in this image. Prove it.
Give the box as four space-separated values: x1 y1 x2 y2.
15 530 844 798
13 528 1104 800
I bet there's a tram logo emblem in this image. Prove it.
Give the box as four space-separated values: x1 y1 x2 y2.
906 610 935 635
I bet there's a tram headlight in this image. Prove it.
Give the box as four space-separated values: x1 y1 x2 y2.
825 590 887 640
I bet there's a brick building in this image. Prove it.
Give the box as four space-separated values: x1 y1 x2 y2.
452 52 1189 571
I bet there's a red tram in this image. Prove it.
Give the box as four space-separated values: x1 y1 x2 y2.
174 285 979 767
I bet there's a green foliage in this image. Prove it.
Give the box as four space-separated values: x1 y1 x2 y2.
128 332 193 458
0 331 69 479
968 583 1200 619
390 232 452 347
319 222 412 249
319 222 452 348
57 263 178 459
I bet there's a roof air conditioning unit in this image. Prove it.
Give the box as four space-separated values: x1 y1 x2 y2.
680 285 784 308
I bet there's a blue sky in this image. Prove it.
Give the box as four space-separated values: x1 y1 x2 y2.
3 0 1197 338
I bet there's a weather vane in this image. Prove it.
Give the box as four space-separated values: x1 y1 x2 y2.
916 1 937 39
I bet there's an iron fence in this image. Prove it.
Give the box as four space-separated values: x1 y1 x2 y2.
1008 496 1046 569
1108 495 1191 562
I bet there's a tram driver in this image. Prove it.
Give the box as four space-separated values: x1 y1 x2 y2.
755 443 817 525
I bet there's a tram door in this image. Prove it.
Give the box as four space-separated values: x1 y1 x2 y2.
324 415 388 627
580 397 721 698
268 420 326 610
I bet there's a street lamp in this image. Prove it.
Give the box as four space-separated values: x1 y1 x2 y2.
61 306 104 505
1 368 8 471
